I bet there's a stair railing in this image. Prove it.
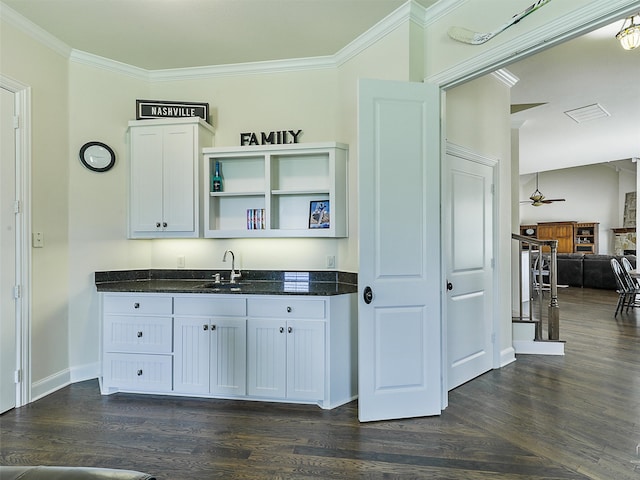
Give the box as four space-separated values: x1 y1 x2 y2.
512 234 560 341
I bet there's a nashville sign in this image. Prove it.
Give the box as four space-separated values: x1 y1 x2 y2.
136 100 209 123
240 129 303 146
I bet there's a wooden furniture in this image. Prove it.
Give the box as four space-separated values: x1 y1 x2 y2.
128 118 215 238
574 222 599 254
520 222 599 254
537 221 576 254
202 142 348 238
100 292 357 409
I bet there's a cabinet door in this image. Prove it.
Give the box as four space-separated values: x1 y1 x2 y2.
247 319 287 398
210 318 247 396
162 124 196 233
130 126 164 235
286 320 325 401
173 317 210 394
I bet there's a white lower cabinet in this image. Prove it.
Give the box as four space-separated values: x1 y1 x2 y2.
173 296 247 396
100 292 356 409
247 299 325 401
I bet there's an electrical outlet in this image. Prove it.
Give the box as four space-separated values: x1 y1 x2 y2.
326 255 336 269
33 232 44 248
177 255 186 268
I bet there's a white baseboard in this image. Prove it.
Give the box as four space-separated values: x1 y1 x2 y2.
513 340 565 356
30 363 100 402
31 369 71 402
70 362 100 383
500 346 516 367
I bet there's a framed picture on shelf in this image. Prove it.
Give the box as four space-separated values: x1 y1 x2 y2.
309 200 330 229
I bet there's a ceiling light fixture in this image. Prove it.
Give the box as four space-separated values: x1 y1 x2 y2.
616 14 640 50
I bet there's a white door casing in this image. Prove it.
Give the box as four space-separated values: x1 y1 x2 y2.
0 86 17 414
443 146 495 391
358 78 442 422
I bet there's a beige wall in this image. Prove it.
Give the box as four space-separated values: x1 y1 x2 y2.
446 73 513 362
1 20 71 385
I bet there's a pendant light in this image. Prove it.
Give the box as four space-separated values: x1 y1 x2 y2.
616 14 640 50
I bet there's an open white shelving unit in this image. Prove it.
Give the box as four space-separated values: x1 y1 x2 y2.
202 142 348 238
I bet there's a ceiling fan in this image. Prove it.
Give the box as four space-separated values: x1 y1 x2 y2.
521 172 566 206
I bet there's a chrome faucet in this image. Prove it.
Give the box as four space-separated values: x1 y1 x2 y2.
223 249 241 283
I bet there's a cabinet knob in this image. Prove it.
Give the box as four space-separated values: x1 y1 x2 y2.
286 306 292 313
288 326 292 333
279 327 284 333
133 302 140 309
156 222 161 228
163 222 168 228
211 325 216 331
137 331 143 338
203 324 209 331
137 369 143 376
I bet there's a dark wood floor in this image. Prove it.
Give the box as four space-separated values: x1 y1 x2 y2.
2 287 640 479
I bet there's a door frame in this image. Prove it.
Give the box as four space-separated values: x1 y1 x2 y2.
430 1 638 408
1 74 32 408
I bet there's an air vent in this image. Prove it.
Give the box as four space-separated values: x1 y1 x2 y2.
564 103 610 123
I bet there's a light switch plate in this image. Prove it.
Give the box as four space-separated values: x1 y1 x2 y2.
33 232 44 248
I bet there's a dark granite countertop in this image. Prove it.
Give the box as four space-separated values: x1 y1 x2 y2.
95 269 358 296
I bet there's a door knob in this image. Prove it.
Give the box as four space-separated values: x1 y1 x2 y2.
363 286 373 304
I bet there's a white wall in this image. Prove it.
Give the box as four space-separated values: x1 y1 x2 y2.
519 164 634 254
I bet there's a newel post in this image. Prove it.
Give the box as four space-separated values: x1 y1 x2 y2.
548 240 560 340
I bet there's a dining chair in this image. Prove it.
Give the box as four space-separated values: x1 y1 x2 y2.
610 258 638 315
621 257 639 288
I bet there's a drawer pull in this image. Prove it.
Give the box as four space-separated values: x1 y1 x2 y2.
134 302 140 309
137 331 143 338
203 324 209 331
137 369 143 376
286 306 292 313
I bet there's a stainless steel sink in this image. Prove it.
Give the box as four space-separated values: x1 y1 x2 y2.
197 282 246 291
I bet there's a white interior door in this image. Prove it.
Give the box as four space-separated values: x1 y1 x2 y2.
444 149 494 390
358 78 442 422
1 87 17 413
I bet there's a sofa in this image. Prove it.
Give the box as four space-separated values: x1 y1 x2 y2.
555 253 636 289
0 466 155 480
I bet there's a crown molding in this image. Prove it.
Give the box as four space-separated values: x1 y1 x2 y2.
69 50 150 81
0 1 71 58
427 0 640 88
149 55 336 82
491 68 519 88
334 1 419 67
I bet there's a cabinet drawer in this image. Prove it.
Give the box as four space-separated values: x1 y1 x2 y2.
247 297 325 319
103 294 172 315
103 353 172 392
104 316 172 354
174 296 246 316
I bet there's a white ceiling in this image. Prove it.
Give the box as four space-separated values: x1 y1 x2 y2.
2 0 638 175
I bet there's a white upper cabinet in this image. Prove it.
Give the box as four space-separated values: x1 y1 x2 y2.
202 142 348 238
128 118 214 238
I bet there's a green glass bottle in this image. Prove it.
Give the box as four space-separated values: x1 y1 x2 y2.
211 161 222 192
